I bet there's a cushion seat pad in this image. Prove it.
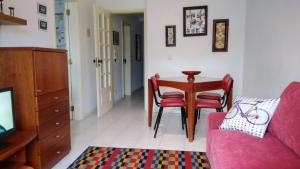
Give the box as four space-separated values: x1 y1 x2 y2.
196 99 222 108
160 98 186 107
208 130 300 169
197 92 222 101
162 91 184 99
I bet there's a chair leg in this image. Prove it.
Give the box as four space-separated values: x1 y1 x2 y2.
154 107 164 138
198 108 201 119
154 111 159 130
182 107 188 138
180 107 184 130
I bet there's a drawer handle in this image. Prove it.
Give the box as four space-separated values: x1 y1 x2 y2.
36 89 43 93
54 109 60 113
55 135 61 139
56 151 61 154
55 122 61 126
53 96 60 100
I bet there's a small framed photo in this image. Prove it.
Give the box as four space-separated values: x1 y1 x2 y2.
183 6 208 36
165 25 176 47
136 34 142 61
113 31 119 45
38 19 48 31
37 3 47 15
212 19 229 52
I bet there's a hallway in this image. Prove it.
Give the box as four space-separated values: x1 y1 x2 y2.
54 89 208 168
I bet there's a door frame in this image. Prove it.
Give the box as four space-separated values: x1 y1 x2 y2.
123 22 131 96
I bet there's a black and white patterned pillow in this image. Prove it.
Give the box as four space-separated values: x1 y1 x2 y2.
220 97 280 138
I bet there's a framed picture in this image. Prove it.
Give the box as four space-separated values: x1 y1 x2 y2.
38 19 48 31
165 25 176 47
37 3 47 15
136 34 142 61
212 19 229 52
183 6 208 36
113 31 119 45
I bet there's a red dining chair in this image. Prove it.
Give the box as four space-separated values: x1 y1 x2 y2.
154 73 184 99
196 74 233 119
197 74 231 101
196 75 233 118
151 76 188 138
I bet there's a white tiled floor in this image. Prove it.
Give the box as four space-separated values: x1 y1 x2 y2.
53 89 208 169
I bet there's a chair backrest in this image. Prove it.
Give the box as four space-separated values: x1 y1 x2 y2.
150 76 160 106
221 74 234 108
155 73 160 79
154 73 163 97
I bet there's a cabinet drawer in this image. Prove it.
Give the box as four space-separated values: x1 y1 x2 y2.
41 135 71 169
36 89 69 111
38 101 69 126
39 113 70 139
40 124 70 153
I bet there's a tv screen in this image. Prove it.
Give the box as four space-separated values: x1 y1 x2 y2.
0 88 16 138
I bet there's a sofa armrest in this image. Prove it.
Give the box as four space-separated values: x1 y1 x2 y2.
207 112 226 130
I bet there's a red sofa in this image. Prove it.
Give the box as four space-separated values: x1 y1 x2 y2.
207 82 300 169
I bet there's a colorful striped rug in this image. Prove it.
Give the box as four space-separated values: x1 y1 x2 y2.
67 146 210 169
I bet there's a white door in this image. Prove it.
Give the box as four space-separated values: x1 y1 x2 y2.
93 5 113 117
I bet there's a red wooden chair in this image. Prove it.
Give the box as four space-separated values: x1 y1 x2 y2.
154 73 184 99
151 76 187 138
196 75 233 118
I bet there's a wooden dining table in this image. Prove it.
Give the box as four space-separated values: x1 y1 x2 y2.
148 75 233 142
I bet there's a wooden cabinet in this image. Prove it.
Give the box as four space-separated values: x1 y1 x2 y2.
0 47 71 169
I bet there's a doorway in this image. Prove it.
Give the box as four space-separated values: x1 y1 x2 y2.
111 13 145 103
55 0 82 120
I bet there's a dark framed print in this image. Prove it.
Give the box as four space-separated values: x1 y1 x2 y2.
136 34 142 61
113 31 119 45
166 25 176 47
212 19 229 52
183 6 208 36
38 19 48 31
37 3 47 15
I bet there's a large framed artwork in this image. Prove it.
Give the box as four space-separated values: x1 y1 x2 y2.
183 6 208 36
212 19 229 52
165 25 176 47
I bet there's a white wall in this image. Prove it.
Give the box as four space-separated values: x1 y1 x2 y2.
243 0 300 98
146 0 247 108
0 0 55 47
112 14 144 102
96 0 145 12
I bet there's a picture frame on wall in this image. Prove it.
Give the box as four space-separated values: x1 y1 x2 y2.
212 19 229 52
113 31 119 45
38 19 48 31
136 34 142 61
165 25 176 47
37 3 47 16
183 6 208 36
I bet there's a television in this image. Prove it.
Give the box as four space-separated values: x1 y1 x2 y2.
0 87 16 149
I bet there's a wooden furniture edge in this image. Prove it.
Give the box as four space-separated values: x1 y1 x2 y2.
0 47 67 53
0 13 27 25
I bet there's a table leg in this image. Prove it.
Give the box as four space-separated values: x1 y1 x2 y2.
148 79 153 127
187 91 196 142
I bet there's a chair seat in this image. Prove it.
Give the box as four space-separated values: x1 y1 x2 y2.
197 92 221 101
196 99 222 109
160 98 186 107
162 91 184 99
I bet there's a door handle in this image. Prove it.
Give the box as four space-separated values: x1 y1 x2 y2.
123 58 127 64
98 59 103 64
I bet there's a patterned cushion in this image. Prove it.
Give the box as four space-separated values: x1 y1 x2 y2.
220 97 280 138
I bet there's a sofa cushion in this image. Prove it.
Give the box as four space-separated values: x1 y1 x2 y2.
208 129 300 169
268 82 300 157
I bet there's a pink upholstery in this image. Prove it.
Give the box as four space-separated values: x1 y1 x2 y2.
160 98 186 107
207 82 300 169
268 82 300 157
162 91 184 99
197 92 221 101
196 99 222 109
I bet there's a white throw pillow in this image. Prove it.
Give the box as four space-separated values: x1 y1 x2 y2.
220 96 280 138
